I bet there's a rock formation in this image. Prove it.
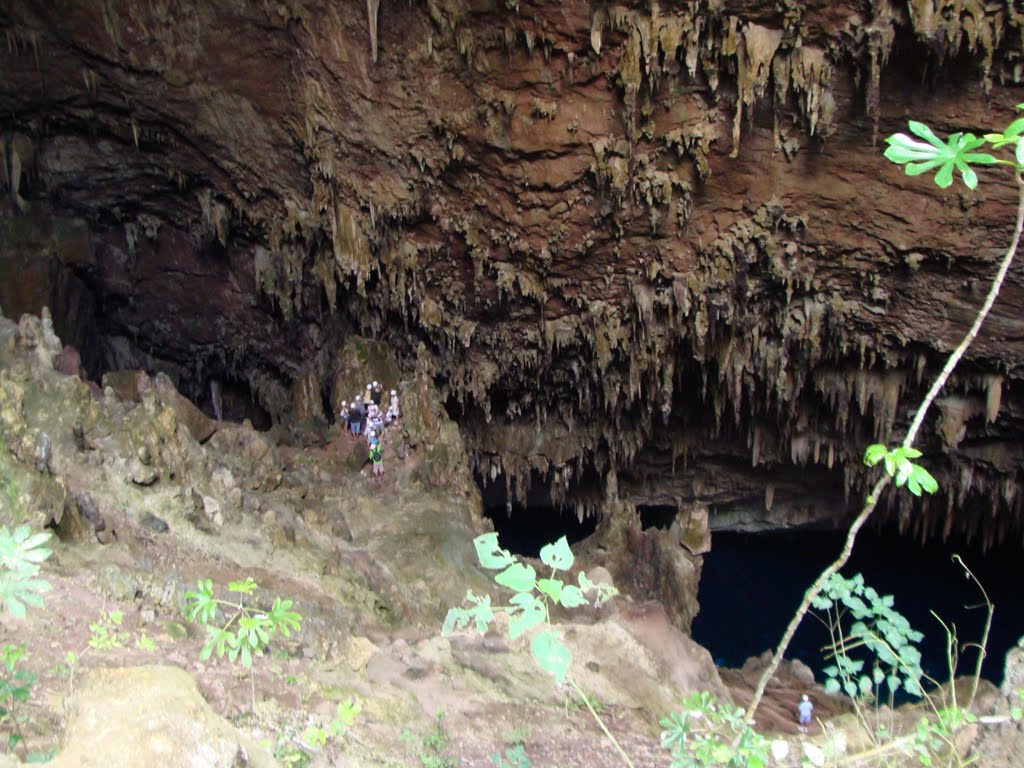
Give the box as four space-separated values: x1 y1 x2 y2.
2 1 1024 548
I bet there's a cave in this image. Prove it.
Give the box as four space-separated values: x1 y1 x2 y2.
638 504 680 531
480 470 599 558
3 0 1024 760
693 525 1024 688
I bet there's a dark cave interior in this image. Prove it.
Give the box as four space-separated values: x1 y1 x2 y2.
477 474 1024 690
479 470 599 558
692 525 1024 688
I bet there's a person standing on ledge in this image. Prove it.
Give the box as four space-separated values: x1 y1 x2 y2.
350 396 364 437
386 389 400 423
369 440 383 480
798 694 813 733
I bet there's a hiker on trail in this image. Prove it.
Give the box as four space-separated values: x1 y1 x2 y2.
339 400 349 431
369 440 383 478
364 385 374 406
369 405 384 435
349 397 364 436
798 694 813 732
386 389 400 424
372 380 383 406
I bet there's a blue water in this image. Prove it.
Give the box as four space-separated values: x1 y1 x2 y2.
691 528 1024 688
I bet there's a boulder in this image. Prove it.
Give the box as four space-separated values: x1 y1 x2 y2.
50 665 278 768
153 372 217 443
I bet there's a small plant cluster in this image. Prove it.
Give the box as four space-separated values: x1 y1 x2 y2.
811 572 925 702
443 533 616 683
402 712 458 768
660 692 781 768
274 698 362 767
489 726 531 768
863 445 938 498
184 576 302 710
444 533 637 765
884 110 1024 190
0 644 35 756
58 609 158 697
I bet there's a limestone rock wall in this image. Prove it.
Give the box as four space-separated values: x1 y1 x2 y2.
3 1 1024 545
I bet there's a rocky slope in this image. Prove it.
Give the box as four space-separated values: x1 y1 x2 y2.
2 1 1024 550
1 305 738 765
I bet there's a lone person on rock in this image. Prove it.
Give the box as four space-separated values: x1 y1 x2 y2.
798 694 813 733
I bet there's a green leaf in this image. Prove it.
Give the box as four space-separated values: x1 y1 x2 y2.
934 161 954 189
0 527 53 574
907 474 922 496
957 161 979 190
895 457 913 486
913 465 938 494
530 630 571 682
908 120 944 149
301 726 328 748
885 124 995 190
467 593 495 633
863 442 888 468
536 577 563 603
228 577 257 594
184 579 217 625
508 593 546 640
539 537 574 571
1017 137 1024 166
441 591 497 636
268 598 302 635
495 562 536 593
884 454 896 477
559 584 588 608
441 607 470 636
1006 117 1024 138
473 533 515 570
824 678 840 695
335 697 362 728
905 159 943 176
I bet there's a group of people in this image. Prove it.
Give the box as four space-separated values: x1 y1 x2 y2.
339 381 400 477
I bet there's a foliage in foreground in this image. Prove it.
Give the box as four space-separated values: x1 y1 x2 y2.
0 525 52 759
0 525 53 619
184 576 302 711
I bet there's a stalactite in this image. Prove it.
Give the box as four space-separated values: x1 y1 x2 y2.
367 0 380 63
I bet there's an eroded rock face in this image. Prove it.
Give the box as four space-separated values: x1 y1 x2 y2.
51 666 278 768
3 1 1024 545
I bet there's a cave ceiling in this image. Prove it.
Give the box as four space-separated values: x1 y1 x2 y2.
3 0 1024 546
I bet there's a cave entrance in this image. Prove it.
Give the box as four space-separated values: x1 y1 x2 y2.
478 471 598 558
637 504 678 531
691 526 1024 689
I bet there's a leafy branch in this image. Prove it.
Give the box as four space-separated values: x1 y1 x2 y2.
745 107 1024 728
184 577 302 712
442 534 630 766
862 445 938 498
